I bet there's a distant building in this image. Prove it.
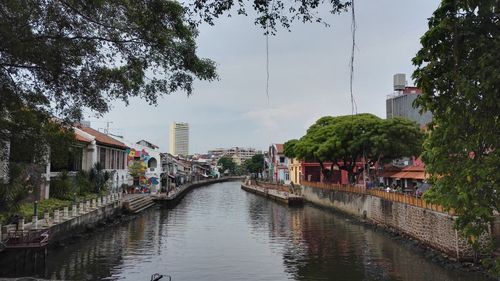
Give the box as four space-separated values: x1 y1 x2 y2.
266 144 289 183
136 139 159 150
208 147 262 165
386 73 432 127
288 158 302 185
169 122 189 156
121 139 162 194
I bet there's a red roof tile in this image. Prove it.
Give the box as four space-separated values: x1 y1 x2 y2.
75 133 92 143
275 144 284 154
381 171 427 180
78 126 127 149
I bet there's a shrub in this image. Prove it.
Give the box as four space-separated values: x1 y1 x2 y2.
89 163 110 193
49 171 73 200
75 170 91 195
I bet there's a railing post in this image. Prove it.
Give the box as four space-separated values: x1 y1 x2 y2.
79 202 84 215
72 204 77 217
63 207 69 219
54 209 60 224
43 211 50 227
19 218 25 230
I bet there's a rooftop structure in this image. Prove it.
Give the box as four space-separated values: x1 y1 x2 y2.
386 73 432 127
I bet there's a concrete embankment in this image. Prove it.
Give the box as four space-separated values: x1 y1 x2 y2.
301 183 491 261
0 193 123 249
241 183 303 205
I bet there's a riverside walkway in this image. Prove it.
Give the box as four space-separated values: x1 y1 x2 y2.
240 180 304 206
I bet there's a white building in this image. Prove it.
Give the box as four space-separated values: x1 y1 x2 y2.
74 126 129 191
208 147 262 165
120 139 162 194
169 122 189 156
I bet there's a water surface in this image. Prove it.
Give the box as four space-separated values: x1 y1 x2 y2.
0 181 489 280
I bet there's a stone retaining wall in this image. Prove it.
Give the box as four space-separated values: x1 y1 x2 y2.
301 184 483 260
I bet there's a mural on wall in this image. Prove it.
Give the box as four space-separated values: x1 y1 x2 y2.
126 148 158 191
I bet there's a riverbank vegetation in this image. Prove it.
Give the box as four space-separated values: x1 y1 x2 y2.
0 163 111 225
284 114 424 183
412 0 499 265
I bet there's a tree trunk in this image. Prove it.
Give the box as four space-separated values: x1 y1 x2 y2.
319 161 328 183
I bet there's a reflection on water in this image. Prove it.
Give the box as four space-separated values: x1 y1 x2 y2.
0 182 489 280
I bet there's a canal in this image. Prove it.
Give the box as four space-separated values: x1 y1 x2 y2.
0 181 490 280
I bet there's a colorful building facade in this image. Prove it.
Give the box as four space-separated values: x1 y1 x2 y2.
123 140 162 194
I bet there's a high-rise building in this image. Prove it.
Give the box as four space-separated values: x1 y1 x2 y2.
386 73 432 127
169 122 189 156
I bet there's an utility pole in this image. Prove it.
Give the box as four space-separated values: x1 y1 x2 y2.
105 121 113 135
166 153 170 193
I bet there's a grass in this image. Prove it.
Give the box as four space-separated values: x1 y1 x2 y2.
0 192 106 225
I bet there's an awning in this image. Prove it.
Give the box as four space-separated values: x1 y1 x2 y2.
381 171 426 180
402 171 426 180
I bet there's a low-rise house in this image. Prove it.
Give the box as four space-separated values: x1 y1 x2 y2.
267 144 290 183
380 158 428 189
161 153 190 191
44 125 129 199
75 126 129 192
288 158 302 185
122 139 162 194
301 160 370 185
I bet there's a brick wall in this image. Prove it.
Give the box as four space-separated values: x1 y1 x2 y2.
301 184 486 260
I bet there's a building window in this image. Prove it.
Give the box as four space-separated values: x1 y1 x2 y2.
148 157 157 169
115 150 119 169
99 147 106 167
111 150 115 169
68 147 83 172
118 151 122 170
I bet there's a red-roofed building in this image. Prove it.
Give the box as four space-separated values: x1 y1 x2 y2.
44 125 129 199
380 157 428 188
78 126 127 149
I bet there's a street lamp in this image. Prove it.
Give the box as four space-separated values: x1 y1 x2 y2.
33 200 38 229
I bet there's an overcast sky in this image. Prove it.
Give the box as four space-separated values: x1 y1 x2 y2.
87 0 439 154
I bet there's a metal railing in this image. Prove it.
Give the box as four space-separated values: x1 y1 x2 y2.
302 181 455 215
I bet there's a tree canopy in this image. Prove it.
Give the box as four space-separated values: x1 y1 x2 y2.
217 156 236 174
186 0 350 33
0 0 217 122
287 113 424 183
0 0 352 162
244 154 264 175
412 0 499 252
